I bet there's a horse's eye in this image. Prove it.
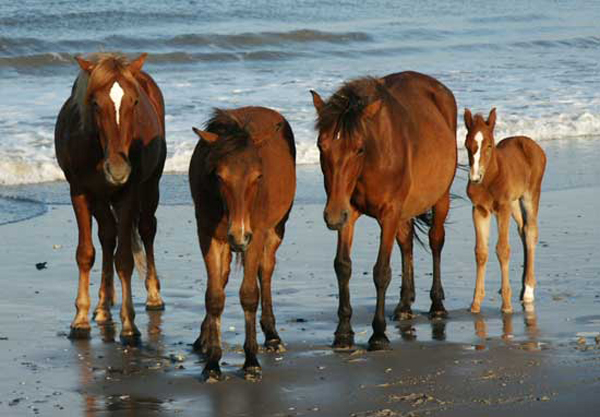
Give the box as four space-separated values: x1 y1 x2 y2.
357 147 365 155
92 100 100 112
257 174 263 181
134 99 139 106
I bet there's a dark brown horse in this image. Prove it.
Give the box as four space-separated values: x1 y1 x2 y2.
464 108 546 313
55 53 166 344
189 106 296 380
311 71 457 350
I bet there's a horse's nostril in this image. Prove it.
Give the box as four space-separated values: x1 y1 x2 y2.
341 210 349 223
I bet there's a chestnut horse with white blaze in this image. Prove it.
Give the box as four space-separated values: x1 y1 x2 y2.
311 71 458 351
464 108 546 313
189 107 296 380
55 53 166 343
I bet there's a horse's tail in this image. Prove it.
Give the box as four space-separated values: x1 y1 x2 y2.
412 192 464 250
132 224 147 280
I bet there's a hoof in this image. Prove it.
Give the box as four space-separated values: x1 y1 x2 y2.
202 365 222 383
429 304 448 319
93 308 113 324
469 304 481 314
367 334 391 351
521 285 535 303
393 307 415 321
145 302 165 311
244 366 262 381
68 326 91 340
501 306 513 314
264 338 284 352
332 332 354 349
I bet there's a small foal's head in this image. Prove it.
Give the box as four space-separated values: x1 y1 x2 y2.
76 54 148 186
193 117 262 252
311 84 382 230
464 108 497 184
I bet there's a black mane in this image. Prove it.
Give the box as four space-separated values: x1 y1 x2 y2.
315 77 390 138
202 109 251 173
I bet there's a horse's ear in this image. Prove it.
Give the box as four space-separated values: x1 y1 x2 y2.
128 53 148 74
310 90 325 114
464 108 473 130
75 56 94 73
487 108 497 130
363 99 382 119
192 127 219 143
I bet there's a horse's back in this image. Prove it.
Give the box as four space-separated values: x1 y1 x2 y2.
383 71 457 135
498 136 547 184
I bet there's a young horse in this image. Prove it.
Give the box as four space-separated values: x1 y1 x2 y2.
311 71 458 351
55 53 166 343
464 108 546 313
189 107 296 380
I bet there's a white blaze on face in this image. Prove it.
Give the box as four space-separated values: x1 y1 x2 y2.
470 132 484 181
109 82 124 127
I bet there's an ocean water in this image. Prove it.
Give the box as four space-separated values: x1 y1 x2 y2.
0 1 599 187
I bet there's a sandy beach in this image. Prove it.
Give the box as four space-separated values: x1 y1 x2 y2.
1 138 599 416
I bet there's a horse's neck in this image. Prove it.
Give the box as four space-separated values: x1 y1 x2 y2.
482 147 501 186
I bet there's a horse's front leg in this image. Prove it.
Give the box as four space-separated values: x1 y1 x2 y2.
258 227 284 352
197 235 231 381
393 220 415 320
240 233 264 380
470 206 491 313
139 175 165 310
92 201 116 324
429 191 450 318
495 204 513 313
333 209 359 349
114 195 140 344
69 193 95 339
368 215 398 351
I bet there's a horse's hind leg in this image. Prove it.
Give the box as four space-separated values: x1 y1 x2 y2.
139 177 164 310
240 233 264 380
92 201 116 324
393 220 415 320
259 226 284 352
198 235 231 380
521 191 540 303
429 191 450 318
69 194 95 339
511 199 528 300
333 209 359 349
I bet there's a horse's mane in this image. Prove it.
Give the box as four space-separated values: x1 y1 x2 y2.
202 109 252 174
315 77 393 139
71 53 137 129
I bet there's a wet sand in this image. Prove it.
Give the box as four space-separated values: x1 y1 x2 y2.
1 142 600 416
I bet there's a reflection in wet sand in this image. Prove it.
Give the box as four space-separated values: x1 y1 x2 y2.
70 311 168 416
430 319 446 341
472 305 540 350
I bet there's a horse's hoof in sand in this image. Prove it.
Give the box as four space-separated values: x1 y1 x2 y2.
332 333 354 350
368 334 391 351
93 308 112 324
145 302 165 311
469 304 481 314
264 338 284 352
244 366 262 381
393 306 415 321
120 326 141 346
429 307 448 319
202 365 222 383
501 306 513 314
521 285 535 303
68 326 91 340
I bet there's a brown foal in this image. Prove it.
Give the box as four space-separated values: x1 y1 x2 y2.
189 107 296 380
55 53 166 343
464 108 546 313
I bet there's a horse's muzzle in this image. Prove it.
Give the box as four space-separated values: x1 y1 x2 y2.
103 155 131 186
228 231 253 252
324 209 349 231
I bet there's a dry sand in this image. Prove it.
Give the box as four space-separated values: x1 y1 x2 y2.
1 140 599 416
